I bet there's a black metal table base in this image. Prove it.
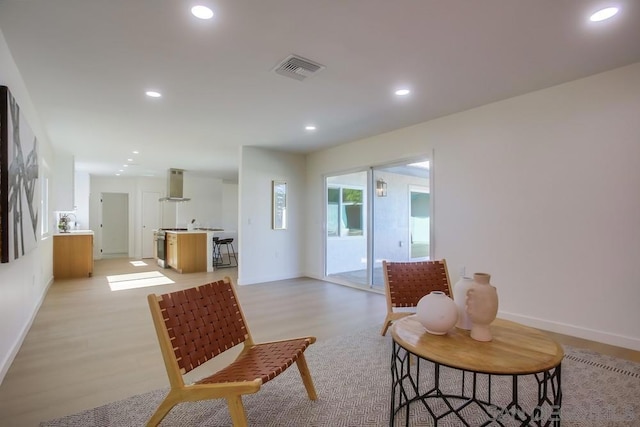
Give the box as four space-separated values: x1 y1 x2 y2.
390 341 562 426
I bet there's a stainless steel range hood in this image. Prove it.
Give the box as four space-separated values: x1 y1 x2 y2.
159 168 191 202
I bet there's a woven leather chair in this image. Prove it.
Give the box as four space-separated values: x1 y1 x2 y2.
380 259 453 336
147 277 317 426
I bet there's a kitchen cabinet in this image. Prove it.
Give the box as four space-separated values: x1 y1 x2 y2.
53 232 94 279
166 232 206 273
166 233 177 269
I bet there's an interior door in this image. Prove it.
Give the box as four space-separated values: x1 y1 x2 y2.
101 192 129 258
142 191 161 258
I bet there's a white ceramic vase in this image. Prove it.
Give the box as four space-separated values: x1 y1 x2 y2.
466 272 499 342
416 291 458 335
452 276 474 330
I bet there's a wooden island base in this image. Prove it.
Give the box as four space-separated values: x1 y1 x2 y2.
165 231 207 273
53 232 94 279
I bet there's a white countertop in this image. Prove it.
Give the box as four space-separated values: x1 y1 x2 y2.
55 230 94 236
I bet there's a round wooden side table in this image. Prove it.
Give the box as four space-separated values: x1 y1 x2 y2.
389 315 564 426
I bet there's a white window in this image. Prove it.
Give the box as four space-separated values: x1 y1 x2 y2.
41 174 49 236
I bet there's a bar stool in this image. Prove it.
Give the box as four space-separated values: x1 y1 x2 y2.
212 237 223 268
213 238 238 269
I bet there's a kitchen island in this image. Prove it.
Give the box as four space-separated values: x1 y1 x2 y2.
53 230 94 279
158 229 237 273
165 231 207 274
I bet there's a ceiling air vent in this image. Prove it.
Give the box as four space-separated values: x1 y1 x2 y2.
273 54 325 81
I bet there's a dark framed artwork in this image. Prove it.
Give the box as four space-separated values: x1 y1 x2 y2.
0 86 39 263
0 86 7 262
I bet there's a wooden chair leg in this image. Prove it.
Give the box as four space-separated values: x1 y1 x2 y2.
295 354 317 400
380 316 392 336
226 395 248 427
146 391 181 427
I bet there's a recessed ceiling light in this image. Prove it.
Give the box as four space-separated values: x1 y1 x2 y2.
145 91 162 98
116 174 121 176
590 7 619 22
305 125 317 131
133 150 139 154
395 89 411 96
191 5 214 20
123 164 128 167
127 158 133 162
119 169 124 172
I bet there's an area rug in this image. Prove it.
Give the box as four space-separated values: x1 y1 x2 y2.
41 325 640 426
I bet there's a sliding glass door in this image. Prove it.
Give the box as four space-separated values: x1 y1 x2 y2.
324 159 430 290
410 187 430 259
371 160 430 288
325 171 369 286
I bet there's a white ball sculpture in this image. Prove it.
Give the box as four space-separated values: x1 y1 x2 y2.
416 291 458 335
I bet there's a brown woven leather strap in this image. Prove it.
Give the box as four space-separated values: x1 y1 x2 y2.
386 260 450 307
196 338 312 385
158 280 247 374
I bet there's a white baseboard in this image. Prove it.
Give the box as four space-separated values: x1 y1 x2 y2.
237 271 305 286
499 310 640 352
0 276 54 385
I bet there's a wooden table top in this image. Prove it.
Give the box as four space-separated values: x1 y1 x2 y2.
390 316 564 375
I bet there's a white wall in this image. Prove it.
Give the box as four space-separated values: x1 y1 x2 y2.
160 198 177 229
74 171 90 230
0 28 55 383
53 150 74 211
239 147 305 285
176 174 223 229
306 62 640 350
222 182 238 232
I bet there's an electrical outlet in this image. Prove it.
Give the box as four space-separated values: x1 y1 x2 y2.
399 241 402 247
459 266 466 277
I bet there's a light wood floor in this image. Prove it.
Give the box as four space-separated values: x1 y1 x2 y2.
0 258 638 426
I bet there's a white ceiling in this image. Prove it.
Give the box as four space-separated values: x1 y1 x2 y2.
1 0 638 182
